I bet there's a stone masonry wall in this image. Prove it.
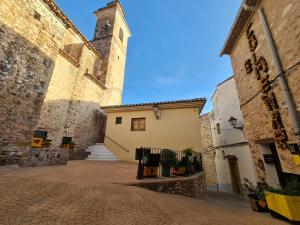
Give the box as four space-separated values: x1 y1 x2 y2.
230 0 300 177
132 172 207 199
0 0 61 163
199 114 217 185
0 0 119 165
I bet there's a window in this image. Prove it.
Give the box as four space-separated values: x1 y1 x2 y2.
119 28 124 42
131 118 146 131
216 123 221 134
115 117 122 124
34 11 41 21
289 144 300 155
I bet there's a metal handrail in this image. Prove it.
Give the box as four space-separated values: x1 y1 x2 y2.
105 135 130 153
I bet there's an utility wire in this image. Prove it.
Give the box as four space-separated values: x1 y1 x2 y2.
240 60 300 108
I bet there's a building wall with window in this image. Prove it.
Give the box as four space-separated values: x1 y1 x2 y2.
102 99 205 163
211 77 258 194
221 0 300 183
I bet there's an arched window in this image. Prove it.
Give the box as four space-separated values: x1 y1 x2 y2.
216 123 221 135
119 28 124 42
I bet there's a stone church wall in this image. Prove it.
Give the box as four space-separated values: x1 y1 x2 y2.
0 0 111 165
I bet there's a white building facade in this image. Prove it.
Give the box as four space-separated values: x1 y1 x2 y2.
210 77 258 194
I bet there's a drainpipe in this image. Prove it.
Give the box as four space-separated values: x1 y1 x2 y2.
243 2 300 140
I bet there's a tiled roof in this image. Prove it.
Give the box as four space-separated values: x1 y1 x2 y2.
102 98 206 110
220 0 260 56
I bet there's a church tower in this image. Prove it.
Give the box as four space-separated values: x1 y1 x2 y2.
92 0 131 105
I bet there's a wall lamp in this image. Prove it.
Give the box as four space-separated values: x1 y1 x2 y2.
152 105 161 119
242 3 256 11
228 117 243 130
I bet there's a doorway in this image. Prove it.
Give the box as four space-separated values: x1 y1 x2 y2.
259 143 282 188
228 156 242 194
269 143 285 187
98 115 107 143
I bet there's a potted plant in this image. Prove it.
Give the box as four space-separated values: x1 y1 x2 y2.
173 158 185 176
265 181 300 223
243 179 268 212
183 148 193 158
160 149 177 177
183 148 193 176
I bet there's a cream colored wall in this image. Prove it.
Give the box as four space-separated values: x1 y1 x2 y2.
105 108 203 162
215 145 258 193
103 9 130 105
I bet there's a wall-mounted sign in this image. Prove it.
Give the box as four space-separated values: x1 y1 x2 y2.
244 23 288 149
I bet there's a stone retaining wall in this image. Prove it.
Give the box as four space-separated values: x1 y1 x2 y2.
132 172 207 199
1 148 68 167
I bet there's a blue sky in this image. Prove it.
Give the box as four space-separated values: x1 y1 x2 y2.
55 0 242 113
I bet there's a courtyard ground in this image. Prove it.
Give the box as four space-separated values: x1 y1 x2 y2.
0 161 288 225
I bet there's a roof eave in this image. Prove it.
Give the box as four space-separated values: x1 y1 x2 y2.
102 98 206 113
220 0 260 56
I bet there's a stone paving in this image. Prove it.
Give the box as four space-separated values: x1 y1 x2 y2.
0 161 288 225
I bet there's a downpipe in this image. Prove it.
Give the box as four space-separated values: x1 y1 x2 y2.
243 2 300 142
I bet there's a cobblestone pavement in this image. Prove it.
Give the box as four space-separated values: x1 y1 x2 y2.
0 161 288 225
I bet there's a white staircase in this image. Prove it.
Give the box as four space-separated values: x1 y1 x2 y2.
86 143 119 161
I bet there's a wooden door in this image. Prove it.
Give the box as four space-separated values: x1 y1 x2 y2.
228 157 242 194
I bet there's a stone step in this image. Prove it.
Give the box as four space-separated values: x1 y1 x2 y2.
88 148 111 153
86 158 119 161
86 147 108 152
90 152 114 156
85 144 119 161
88 155 118 160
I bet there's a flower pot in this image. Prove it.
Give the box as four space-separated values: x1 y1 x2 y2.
162 167 170 177
265 191 300 222
247 194 268 212
292 155 300 166
173 166 185 176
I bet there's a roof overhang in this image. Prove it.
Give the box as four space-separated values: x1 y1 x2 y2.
220 0 260 56
102 98 206 113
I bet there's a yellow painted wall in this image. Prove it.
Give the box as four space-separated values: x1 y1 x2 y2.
104 107 203 162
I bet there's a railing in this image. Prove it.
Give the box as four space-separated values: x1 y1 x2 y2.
136 147 203 180
104 135 130 152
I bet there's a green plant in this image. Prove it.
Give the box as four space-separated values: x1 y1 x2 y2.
266 180 300 196
183 148 193 157
243 178 266 200
160 149 177 168
173 158 180 169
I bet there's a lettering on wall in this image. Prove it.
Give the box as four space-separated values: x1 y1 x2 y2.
244 23 287 149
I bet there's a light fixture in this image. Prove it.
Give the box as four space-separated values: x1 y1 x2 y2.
228 116 243 130
242 3 256 11
152 105 161 119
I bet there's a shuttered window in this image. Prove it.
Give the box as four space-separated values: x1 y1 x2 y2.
131 118 146 131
